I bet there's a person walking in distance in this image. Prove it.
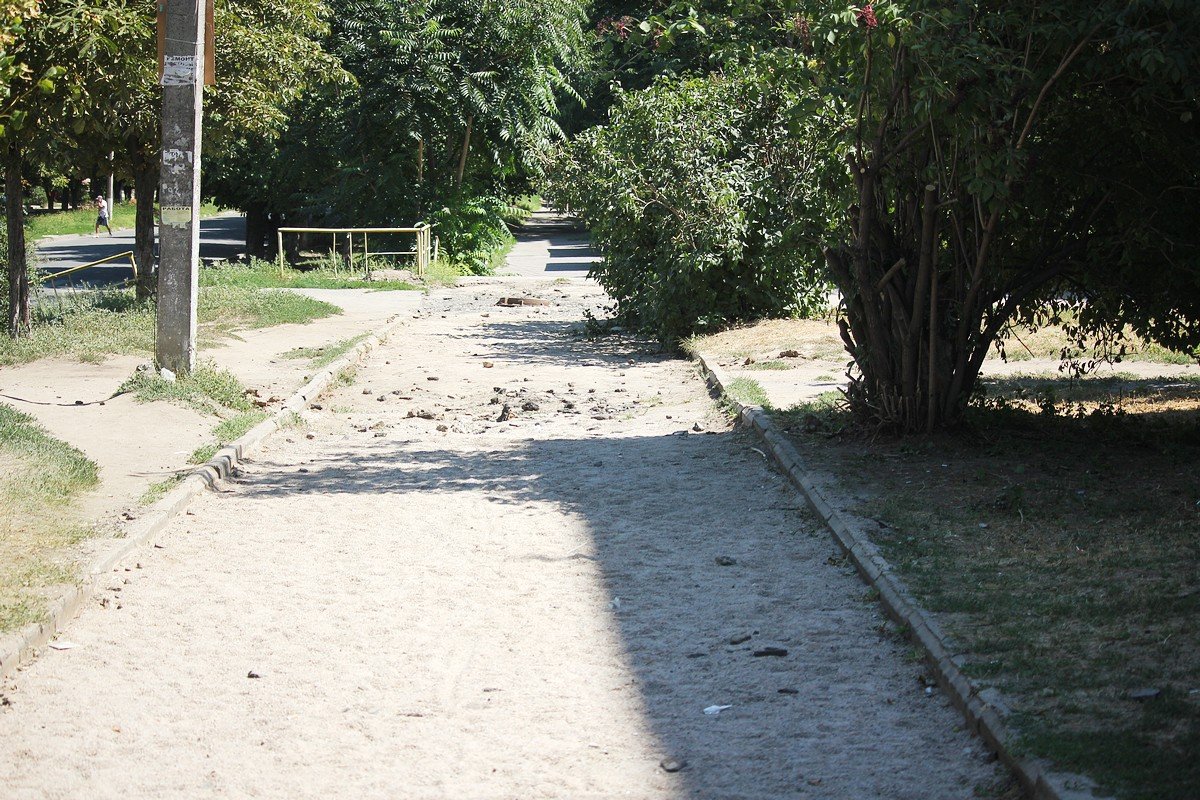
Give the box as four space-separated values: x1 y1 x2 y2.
94 195 113 236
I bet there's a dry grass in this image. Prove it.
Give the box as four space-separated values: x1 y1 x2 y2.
689 315 1200 798
689 316 1197 368
685 317 844 362
774 379 1200 800
0 406 98 633
998 323 1197 365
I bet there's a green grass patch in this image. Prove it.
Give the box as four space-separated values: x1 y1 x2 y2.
774 391 850 435
0 403 99 633
119 361 252 414
140 473 184 505
745 360 793 371
279 334 368 370
724 377 771 409
213 410 268 442
187 409 269 465
277 410 306 429
773 376 1200 799
200 257 419 291
0 404 98 505
199 285 339 330
0 291 155 366
188 443 219 465
26 202 222 241
422 257 469 288
0 284 337 367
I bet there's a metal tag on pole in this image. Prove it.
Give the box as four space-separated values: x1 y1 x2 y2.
154 0 208 375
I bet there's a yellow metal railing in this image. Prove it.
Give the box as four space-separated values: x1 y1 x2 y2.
40 250 139 286
276 225 433 277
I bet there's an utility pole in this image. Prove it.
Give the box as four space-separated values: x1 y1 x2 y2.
154 0 206 376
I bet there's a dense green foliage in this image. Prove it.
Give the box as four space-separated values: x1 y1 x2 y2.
555 71 835 341
816 0 1200 431
562 0 1200 429
3 0 587 331
0 0 44 131
207 0 587 272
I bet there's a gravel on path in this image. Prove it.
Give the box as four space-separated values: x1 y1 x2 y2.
0 281 1005 799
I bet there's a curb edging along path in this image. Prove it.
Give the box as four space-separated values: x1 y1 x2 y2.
0 314 408 681
694 353 1103 800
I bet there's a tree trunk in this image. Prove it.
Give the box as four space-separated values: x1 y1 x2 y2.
244 204 267 260
416 138 424 217
454 116 473 188
131 153 158 300
5 144 30 337
265 213 280 260
283 226 299 265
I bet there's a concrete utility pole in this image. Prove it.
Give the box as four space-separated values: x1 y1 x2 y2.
155 0 206 376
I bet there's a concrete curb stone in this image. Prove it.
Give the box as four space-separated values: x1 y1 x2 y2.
0 313 408 681
695 352 1103 800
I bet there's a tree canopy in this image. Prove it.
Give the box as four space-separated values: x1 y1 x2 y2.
558 0 1200 431
204 0 587 268
5 0 1197 424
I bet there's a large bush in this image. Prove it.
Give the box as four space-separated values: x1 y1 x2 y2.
552 70 837 344
566 0 1200 429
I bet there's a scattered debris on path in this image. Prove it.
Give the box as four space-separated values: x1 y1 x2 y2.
0 279 1007 799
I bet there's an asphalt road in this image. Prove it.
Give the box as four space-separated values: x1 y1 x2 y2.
36 212 246 289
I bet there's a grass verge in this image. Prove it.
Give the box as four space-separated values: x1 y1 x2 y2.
423 257 470 288
125 367 269 499
188 410 269 465
0 403 98 633
118 361 253 415
139 474 184 506
771 376 1200 800
0 285 339 367
201 257 419 291
997 322 1199 365
279 334 368 370
723 376 771 409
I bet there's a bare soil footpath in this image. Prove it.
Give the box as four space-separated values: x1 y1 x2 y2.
0 281 1004 799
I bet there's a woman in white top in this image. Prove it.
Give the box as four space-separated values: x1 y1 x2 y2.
94 195 112 236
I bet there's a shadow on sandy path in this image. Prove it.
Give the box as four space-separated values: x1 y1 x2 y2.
233 428 995 799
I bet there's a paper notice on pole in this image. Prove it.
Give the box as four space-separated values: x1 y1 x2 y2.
161 55 201 86
161 205 193 226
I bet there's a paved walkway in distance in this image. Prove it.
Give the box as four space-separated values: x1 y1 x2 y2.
0 231 1007 799
500 210 600 279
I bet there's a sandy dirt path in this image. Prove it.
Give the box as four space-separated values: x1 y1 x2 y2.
0 280 1004 799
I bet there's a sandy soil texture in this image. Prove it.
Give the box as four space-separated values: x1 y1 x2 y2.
0 280 1005 799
